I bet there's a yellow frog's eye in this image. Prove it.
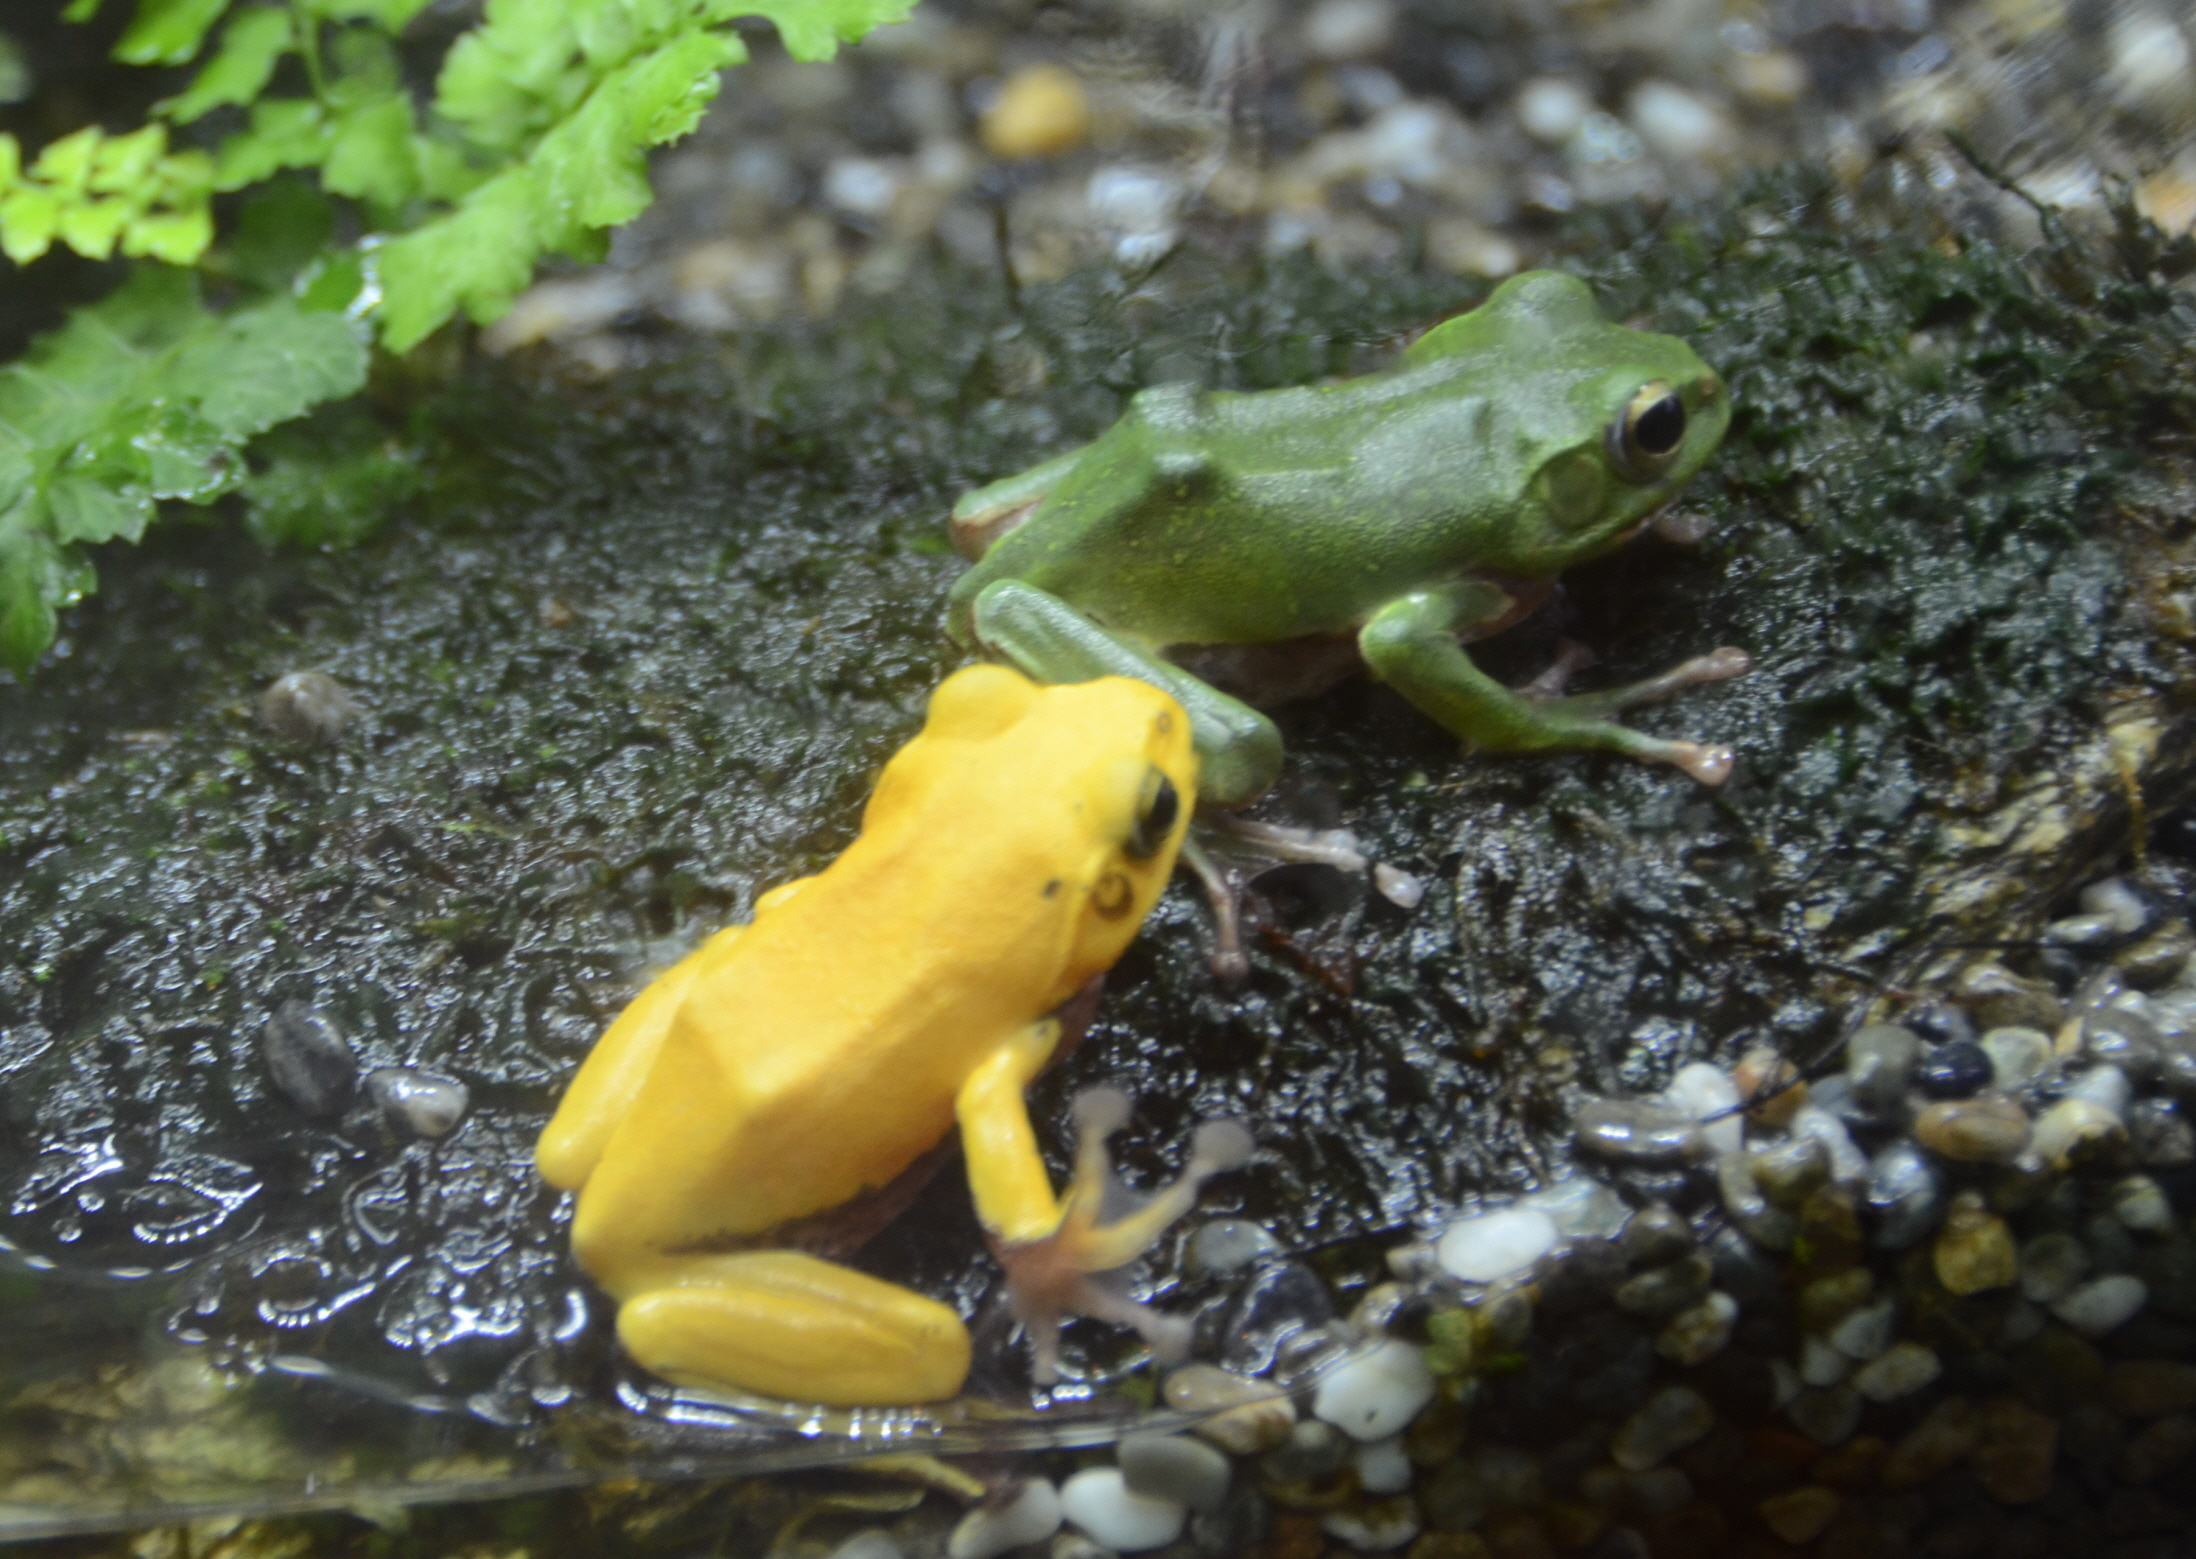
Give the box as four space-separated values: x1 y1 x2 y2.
1608 380 1686 481
1123 769 1181 861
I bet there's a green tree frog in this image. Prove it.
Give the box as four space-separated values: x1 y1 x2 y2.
535 665 1249 1407
947 270 1747 807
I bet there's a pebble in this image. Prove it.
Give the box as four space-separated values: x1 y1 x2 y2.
363 1067 468 1137
1880 1396 1983 1487
2129 1098 2195 1166
1750 1135 1829 1207
1166 1364 1296 1455
949 1479 1063 1559
1662 1061 1744 1154
979 64 1090 159
1655 1291 1737 1365
1799 1333 1851 1387
1786 1384 1862 1446
1956 963 2066 1033
1828 1295 1898 1360
261 1000 358 1116
2083 876 2152 934
2113 1173 2176 1233
1851 1340 1942 1401
1626 81 1734 165
1912 1095 2031 1162
1186 1219 1282 1276
1436 1205 1559 1283
1757 1486 1841 1545
1353 1435 1412 1495
2018 1231 2092 1303
261 669 357 745
828 1532 903 1559
2052 1273 2150 1336
1521 1176 1630 1240
1917 1040 1994 1099
1311 1340 1434 1442
1515 76 1594 145
1795 1267 1874 1333
1934 1193 2017 1295
1118 1433 1230 1515
1866 1140 1945 1250
1733 1045 1807 1127
1619 1203 1692 1268
1609 1386 1714 1470
1059 1469 1184 1553
1573 1098 1707 1164
1302 0 1396 59
1790 1106 1870 1185
1615 1251 1714 1317
2120 1412 2196 1483
1980 1025 2053 1087
2105 1359 2196 1417
1714 1154 1795 1253
1320 1496 1421 1553
1968 1397 2059 1504
1261 1418 1352 1485
2117 921 2196 986
1846 1024 1921 1113
2084 1011 2163 1083
2031 1095 2128 1170
2069 1062 2135 1115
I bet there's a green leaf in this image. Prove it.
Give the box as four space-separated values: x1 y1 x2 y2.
57 197 132 261
48 472 154 544
162 6 292 124
227 177 334 289
373 168 540 350
88 124 168 192
721 0 917 63
0 522 91 676
295 249 366 312
0 186 61 265
315 0 436 24
174 300 369 436
214 98 331 190
116 0 232 67
322 93 419 209
62 0 105 20
30 127 99 193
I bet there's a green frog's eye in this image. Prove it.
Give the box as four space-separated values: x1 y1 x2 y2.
1124 769 1181 860
1610 380 1686 480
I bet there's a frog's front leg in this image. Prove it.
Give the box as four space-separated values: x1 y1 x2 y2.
963 578 1282 807
949 446 1092 560
1358 581 1747 785
957 1022 1252 1383
612 1249 972 1406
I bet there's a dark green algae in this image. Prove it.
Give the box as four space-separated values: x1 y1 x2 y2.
4 159 2196 1521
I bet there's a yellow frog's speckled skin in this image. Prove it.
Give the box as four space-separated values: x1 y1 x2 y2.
536 665 1243 1406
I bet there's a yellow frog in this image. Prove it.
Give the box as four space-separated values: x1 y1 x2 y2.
535 664 1250 1406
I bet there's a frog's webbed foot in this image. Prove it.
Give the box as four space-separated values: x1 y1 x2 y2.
1519 640 1752 786
993 1086 1253 1386
1181 820 1425 986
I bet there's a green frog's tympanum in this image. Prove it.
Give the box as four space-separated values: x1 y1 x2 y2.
536 664 1249 1407
947 270 1748 807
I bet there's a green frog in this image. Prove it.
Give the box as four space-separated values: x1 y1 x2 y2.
946 270 1746 810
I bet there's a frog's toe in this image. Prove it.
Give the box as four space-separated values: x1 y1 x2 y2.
1666 740 1735 786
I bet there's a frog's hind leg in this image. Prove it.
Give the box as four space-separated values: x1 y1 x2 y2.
615 1249 972 1406
991 1087 1254 1384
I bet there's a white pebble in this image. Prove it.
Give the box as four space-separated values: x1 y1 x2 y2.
1626 80 1734 163
821 156 906 220
1059 1468 1185 1553
1852 1341 1942 1402
365 1067 469 1137
2114 1174 2176 1234
948 1479 1062 1559
2079 876 2150 934
1516 77 1594 144
1118 1433 1230 1515
1663 1062 1743 1155
2068 1065 2134 1117
2051 1274 2150 1337
1302 0 1395 60
2018 1232 2091 1304
1655 1291 1738 1366
1829 1296 1898 1361
1353 1435 1413 1494
1087 165 1180 233
1373 862 1426 908
828 1533 904 1559
1799 1332 1851 1387
1521 1177 1630 1240
2109 9 2195 111
1186 1218 1281 1276
1980 1026 2052 1088
1312 1339 1435 1442
1790 1105 1870 1185
1436 1206 1559 1283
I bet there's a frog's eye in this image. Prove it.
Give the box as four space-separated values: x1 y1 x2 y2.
1609 380 1686 480
1124 768 1181 861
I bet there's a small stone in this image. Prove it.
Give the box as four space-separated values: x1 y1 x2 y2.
1751 1136 1830 1208
1795 1183 1865 1268
827 1530 903 1559
2118 1413 2196 1483
1799 1333 1851 1387
1520 1177 1629 1239
1320 1496 1421 1553
1353 1436 1412 1495
1301 0 1395 59
1733 1046 1807 1128
1956 963 2066 1033
1968 1397 2059 1504
1795 1267 1874 1333
1060 1468 1183 1553
1913 1096 2031 1163
1787 1384 1862 1447
2117 920 2196 987
2051 1274 2150 1336
1757 1486 1840 1546
1997 1297 2047 1349
2032 1096 2129 1171
1619 1203 1693 1269
2128 1099 2196 1168
1436 1206 1560 1284
1917 1040 1994 1099
1655 1291 1737 1366
2082 876 2152 934
2069 1063 2135 1115
1867 1140 1945 1250
1852 1341 1942 1402
1935 1193 2018 1296
1790 1106 1870 1185
1515 76 1594 145
1610 1386 1715 1470
1311 1340 1434 1442
1828 1295 1898 1360
2019 1232 2092 1303
1625 80 1735 164
979 65 1090 159
1714 1154 1795 1253
1573 1098 1708 1164
363 1067 468 1137
1118 1433 1230 1515
1261 1418 1352 1485
2113 1174 2176 1234
2105 1359 2196 1417
1187 1219 1282 1277
1167 1364 1295 1454
1881 1396 1982 1487
1662 1062 1743 1155
950 1479 1064 1559
262 1000 358 1116
2084 1012 2163 1084
1980 1026 2053 1088
261 669 357 745
1615 1251 1714 1318
1846 1024 1921 1113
